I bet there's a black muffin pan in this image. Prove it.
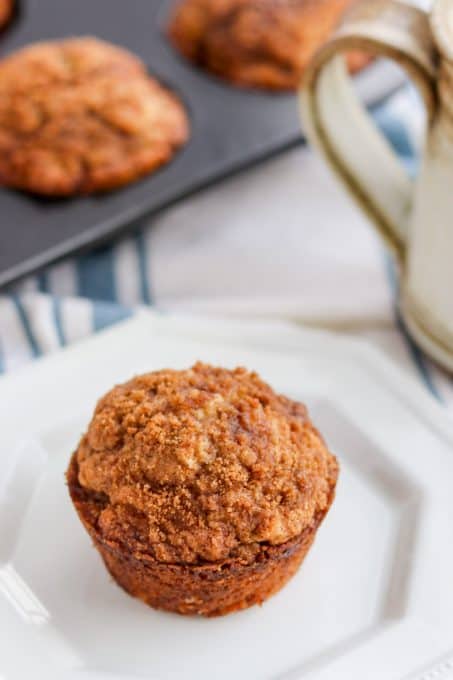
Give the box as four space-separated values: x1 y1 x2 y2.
0 0 404 287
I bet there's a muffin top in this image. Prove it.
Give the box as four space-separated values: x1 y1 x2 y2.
168 0 368 90
75 363 338 565
0 37 189 195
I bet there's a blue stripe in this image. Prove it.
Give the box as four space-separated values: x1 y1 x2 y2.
135 229 152 305
385 256 442 402
395 309 443 402
76 247 116 302
373 106 418 178
92 301 133 332
374 112 413 157
10 295 41 358
37 271 49 293
52 297 66 346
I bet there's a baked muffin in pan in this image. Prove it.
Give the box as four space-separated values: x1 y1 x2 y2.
0 0 14 31
168 0 370 91
0 37 189 196
67 362 338 616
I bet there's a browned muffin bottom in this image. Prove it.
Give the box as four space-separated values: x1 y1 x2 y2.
168 0 370 91
0 0 13 30
67 363 339 616
0 37 189 196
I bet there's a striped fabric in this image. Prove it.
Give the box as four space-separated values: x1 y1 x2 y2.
1 85 453 409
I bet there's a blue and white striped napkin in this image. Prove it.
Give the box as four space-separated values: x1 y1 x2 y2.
1 85 452 408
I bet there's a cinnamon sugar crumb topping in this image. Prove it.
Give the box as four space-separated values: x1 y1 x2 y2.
76 363 338 564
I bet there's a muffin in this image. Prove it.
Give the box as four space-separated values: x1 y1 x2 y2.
0 37 189 196
67 363 338 617
168 0 370 91
0 0 13 30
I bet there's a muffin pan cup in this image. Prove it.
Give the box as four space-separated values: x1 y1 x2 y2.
0 0 405 287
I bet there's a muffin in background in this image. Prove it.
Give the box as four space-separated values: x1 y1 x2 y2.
168 0 370 91
0 37 189 196
0 0 13 30
67 363 338 617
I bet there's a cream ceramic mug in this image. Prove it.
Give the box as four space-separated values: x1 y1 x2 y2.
300 0 453 370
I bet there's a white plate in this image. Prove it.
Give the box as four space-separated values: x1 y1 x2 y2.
1 312 453 680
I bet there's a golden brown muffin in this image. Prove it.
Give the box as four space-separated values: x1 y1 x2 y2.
168 0 370 91
67 363 338 616
0 0 13 30
0 37 189 196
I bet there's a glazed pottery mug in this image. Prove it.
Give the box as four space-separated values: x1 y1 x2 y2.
300 0 453 370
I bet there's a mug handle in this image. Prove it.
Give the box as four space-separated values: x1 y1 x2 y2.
300 0 438 262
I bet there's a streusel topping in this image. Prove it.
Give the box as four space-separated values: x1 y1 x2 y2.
76 363 338 564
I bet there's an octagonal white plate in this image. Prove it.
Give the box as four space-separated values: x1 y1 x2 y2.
1 312 453 680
